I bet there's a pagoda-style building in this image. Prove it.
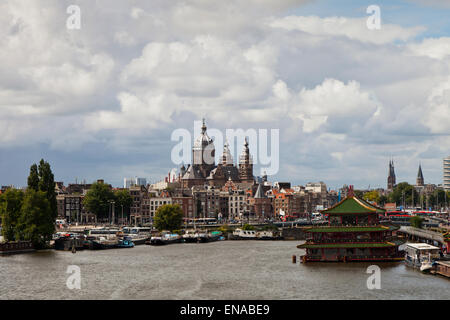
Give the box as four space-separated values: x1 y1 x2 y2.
298 186 404 262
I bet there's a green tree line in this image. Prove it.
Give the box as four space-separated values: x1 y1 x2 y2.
82 182 132 223
0 159 57 248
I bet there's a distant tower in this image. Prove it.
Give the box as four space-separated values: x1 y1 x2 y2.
416 164 424 186
192 118 215 167
387 160 396 190
220 140 234 166
239 138 254 184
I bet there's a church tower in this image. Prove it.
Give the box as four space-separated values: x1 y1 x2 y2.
239 138 254 184
387 159 396 191
191 119 215 179
220 140 234 166
416 164 424 186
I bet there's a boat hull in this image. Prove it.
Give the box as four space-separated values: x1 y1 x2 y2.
54 238 85 251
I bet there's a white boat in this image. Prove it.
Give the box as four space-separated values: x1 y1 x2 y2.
122 227 152 245
404 243 440 272
233 228 257 239
232 228 281 240
183 229 199 243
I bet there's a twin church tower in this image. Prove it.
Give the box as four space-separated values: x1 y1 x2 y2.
387 160 424 191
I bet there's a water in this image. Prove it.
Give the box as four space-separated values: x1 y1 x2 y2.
0 241 448 300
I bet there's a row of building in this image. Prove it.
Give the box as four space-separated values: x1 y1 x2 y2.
54 120 338 224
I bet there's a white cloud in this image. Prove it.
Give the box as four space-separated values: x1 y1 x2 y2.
0 0 449 187
423 77 450 134
408 37 450 60
291 79 381 133
269 15 424 44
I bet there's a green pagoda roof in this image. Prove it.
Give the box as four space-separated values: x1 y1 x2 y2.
297 242 398 249
322 196 385 215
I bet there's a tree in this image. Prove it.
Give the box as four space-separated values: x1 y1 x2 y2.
83 182 115 221
153 204 183 232
37 159 57 219
242 223 255 231
17 190 54 248
27 164 39 191
378 195 388 206
363 190 380 203
410 216 424 229
388 182 419 207
27 159 57 219
0 189 24 241
354 190 364 198
114 189 133 221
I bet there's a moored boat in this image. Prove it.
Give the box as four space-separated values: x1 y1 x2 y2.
404 243 440 272
182 229 199 243
115 237 135 248
54 233 85 251
90 237 119 250
147 232 182 245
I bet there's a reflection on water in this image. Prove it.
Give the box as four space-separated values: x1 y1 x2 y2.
0 241 448 300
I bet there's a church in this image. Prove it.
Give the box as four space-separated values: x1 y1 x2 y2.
180 119 254 188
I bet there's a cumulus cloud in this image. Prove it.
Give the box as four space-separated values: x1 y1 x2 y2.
291 79 381 133
269 15 424 44
0 0 449 187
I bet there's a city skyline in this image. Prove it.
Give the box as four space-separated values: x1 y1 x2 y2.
1 1 450 189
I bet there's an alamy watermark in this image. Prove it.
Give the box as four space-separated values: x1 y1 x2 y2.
366 265 381 290
171 120 279 176
367 5 381 30
66 265 81 290
66 5 81 30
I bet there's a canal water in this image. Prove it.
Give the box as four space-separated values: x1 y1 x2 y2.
0 241 448 300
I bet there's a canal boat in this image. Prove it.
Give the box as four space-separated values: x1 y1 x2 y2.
122 227 151 245
90 237 120 250
209 231 225 242
0 241 35 255
232 228 257 239
147 232 182 245
54 233 85 251
196 231 210 243
183 229 199 243
231 228 280 240
404 243 441 272
115 237 135 248
256 230 282 240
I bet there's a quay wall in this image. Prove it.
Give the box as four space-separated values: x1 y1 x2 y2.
281 227 307 240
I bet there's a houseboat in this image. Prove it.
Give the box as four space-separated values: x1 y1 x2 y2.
0 241 35 255
404 243 441 272
231 228 281 240
147 232 182 245
54 233 85 251
122 227 151 245
432 260 450 278
182 229 199 243
298 186 404 262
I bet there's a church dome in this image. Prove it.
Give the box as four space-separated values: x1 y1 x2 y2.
193 119 214 150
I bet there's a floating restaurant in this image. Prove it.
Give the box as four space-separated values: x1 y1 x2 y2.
298 186 404 262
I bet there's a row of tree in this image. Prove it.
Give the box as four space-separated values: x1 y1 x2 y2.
0 160 57 248
82 182 133 223
358 182 450 209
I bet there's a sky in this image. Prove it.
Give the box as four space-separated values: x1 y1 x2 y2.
1 0 450 190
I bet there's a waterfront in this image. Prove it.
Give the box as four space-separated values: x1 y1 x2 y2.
0 241 448 300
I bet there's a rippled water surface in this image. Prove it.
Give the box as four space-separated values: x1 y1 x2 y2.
0 241 448 300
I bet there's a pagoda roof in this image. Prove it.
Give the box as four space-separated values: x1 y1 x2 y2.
322 196 385 215
304 224 398 233
297 241 399 249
